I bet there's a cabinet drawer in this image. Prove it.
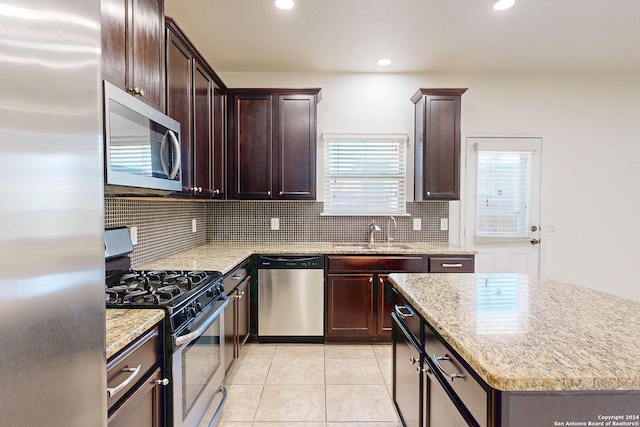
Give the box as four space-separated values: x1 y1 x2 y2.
327 255 425 273
428 256 474 273
107 326 160 410
392 288 421 341
424 323 487 427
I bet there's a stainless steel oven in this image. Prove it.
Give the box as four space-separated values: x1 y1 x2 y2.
105 227 229 427
172 296 228 427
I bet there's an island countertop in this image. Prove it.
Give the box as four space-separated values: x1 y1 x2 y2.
388 272 640 392
135 242 473 274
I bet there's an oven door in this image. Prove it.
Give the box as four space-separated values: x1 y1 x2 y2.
172 296 228 427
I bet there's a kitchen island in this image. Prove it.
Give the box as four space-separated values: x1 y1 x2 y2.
388 272 640 427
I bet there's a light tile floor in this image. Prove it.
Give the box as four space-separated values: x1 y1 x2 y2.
217 343 400 427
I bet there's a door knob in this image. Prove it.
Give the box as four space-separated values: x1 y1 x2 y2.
531 225 538 232
530 238 540 245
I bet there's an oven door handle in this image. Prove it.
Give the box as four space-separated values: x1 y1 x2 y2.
174 296 228 347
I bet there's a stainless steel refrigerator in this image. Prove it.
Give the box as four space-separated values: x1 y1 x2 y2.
0 0 107 426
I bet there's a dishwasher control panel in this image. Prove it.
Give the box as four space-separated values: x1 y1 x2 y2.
258 255 324 269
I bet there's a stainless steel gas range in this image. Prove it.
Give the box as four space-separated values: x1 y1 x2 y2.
105 227 228 427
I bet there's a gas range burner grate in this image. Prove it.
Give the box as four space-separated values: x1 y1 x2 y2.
105 269 222 308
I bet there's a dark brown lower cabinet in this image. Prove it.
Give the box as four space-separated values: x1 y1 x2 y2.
327 273 375 338
108 367 164 427
223 260 252 373
107 325 166 427
326 256 426 342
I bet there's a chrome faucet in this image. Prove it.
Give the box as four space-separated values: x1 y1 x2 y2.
387 216 397 245
368 220 381 244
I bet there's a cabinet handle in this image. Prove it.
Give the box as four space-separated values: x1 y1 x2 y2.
107 365 141 398
394 304 414 319
432 354 465 382
409 356 418 365
441 263 463 268
127 86 144 97
154 378 169 386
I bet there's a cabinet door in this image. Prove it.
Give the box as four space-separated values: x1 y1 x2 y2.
326 274 375 338
413 89 466 201
278 94 316 199
165 28 193 192
232 94 273 199
129 0 165 110
392 316 422 427
193 60 214 196
108 367 164 427
425 369 469 427
212 87 226 198
101 0 127 89
223 293 235 374
237 278 251 349
423 94 460 199
377 274 395 337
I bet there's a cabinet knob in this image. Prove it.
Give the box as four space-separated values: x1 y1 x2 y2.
279 191 283 196
154 378 169 386
214 189 220 195
267 191 271 196
127 86 144 96
426 191 431 196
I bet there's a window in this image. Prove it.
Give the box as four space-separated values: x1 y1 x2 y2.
322 133 408 215
474 140 540 241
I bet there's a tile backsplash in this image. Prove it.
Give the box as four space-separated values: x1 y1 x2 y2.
106 197 449 266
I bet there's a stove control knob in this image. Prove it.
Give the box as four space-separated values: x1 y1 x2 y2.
195 302 202 312
189 305 197 317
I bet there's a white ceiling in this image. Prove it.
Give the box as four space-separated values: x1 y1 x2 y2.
164 0 640 74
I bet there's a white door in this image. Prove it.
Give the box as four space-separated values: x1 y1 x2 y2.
464 137 542 277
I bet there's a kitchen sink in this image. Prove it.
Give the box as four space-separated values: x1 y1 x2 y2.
332 243 414 250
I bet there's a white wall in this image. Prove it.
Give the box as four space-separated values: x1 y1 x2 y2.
221 70 640 302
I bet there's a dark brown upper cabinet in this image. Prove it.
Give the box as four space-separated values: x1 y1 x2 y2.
102 0 165 111
165 18 227 198
412 88 467 200
227 89 321 200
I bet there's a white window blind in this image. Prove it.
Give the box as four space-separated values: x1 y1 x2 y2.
475 141 539 241
323 133 408 215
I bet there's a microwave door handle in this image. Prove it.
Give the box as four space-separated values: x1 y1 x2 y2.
161 130 181 180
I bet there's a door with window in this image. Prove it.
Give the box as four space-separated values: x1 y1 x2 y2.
464 137 542 277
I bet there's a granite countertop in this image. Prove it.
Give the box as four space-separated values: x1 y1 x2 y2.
106 309 165 359
388 272 640 392
136 242 473 273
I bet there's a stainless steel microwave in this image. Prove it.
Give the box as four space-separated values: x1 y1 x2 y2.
103 80 182 192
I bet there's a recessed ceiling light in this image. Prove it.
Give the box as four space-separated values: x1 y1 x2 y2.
377 59 392 66
493 0 515 10
275 0 294 10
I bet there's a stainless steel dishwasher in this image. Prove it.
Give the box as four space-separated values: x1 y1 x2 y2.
258 255 325 343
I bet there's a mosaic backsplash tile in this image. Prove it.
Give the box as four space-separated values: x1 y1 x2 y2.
106 197 449 266
207 201 449 244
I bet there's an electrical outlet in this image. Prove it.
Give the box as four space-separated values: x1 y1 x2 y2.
440 218 449 231
271 218 280 230
129 226 138 245
413 218 422 231
192 219 197 233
